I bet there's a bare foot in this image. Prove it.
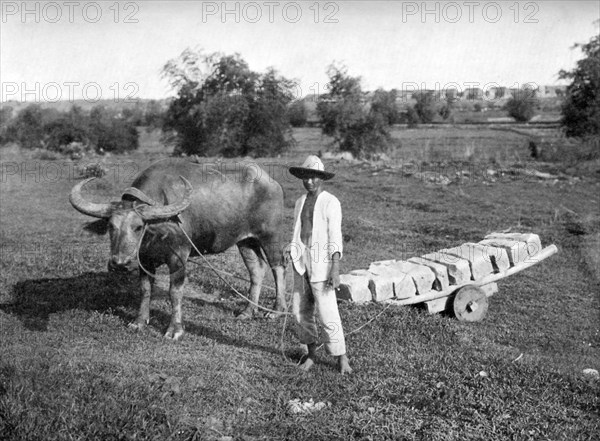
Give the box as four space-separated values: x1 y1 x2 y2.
298 343 317 371
337 354 353 375
164 323 184 340
297 354 315 371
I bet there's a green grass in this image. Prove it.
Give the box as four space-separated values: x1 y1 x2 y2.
1 128 599 440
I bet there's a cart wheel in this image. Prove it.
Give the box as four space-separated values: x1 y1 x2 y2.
453 285 489 322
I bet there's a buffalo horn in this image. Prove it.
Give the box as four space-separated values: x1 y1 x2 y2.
69 177 114 219
138 176 193 221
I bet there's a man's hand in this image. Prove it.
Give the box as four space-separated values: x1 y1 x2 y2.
327 271 340 290
327 252 341 290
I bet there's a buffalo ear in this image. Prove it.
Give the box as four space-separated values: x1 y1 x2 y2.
83 219 109 235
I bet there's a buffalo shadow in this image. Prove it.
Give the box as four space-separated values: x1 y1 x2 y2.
3 272 140 332
2 272 284 357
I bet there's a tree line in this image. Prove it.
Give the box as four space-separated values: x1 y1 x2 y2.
1 32 597 159
0 101 164 157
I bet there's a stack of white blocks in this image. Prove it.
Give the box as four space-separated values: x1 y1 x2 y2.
337 233 543 308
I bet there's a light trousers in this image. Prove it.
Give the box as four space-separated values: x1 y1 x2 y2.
292 267 347 356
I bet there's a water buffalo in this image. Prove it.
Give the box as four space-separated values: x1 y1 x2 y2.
70 158 287 340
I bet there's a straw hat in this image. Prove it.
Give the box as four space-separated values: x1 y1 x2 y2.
289 155 335 180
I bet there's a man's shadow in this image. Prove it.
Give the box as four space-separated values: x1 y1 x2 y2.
1 272 284 357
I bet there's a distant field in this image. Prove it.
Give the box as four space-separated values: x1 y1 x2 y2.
388 126 530 162
1 127 598 440
294 125 575 165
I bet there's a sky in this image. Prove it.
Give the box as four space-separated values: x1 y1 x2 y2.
1 1 599 102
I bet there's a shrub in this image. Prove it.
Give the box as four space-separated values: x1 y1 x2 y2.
439 104 453 120
505 89 538 122
43 106 90 152
81 162 108 178
59 142 93 160
89 106 139 153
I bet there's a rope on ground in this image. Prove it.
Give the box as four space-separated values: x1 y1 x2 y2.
176 221 294 363
138 218 395 361
178 224 292 318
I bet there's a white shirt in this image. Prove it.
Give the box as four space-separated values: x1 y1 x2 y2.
290 191 343 282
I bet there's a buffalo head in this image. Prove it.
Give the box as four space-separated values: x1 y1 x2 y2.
70 177 193 273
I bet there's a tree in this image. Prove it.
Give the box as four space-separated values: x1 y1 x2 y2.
288 100 308 127
0 106 13 144
162 49 295 157
405 106 420 127
44 105 90 151
316 64 391 159
121 103 144 126
89 105 138 153
370 89 400 125
439 90 458 121
143 100 164 128
4 104 53 149
413 91 437 123
505 88 538 122
559 32 600 137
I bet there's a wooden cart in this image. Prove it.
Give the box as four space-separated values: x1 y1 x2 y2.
387 244 558 321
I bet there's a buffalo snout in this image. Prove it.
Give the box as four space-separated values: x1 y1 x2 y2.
108 256 136 273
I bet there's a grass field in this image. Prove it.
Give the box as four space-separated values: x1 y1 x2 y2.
1 127 599 440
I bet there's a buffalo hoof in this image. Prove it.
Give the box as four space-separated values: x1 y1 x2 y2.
236 312 254 320
236 308 255 320
164 324 184 341
128 320 148 331
264 305 288 319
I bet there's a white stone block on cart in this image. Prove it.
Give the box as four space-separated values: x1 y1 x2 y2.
337 271 372 303
367 264 417 300
369 260 436 295
484 233 543 258
368 275 395 302
472 243 511 272
368 260 396 271
442 243 495 280
408 257 450 291
420 251 472 285
479 238 529 266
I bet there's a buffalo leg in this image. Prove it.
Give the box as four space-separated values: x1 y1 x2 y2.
237 238 268 319
164 250 190 340
260 236 288 315
270 265 287 314
129 263 156 331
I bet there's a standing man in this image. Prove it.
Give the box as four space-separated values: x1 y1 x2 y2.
289 155 352 375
